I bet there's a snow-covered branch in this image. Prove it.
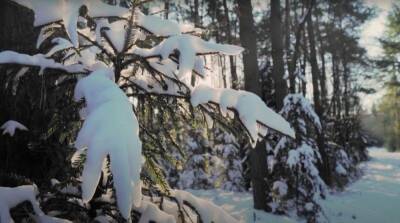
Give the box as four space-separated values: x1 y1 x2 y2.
0 185 71 223
0 51 87 74
191 85 296 146
131 35 243 80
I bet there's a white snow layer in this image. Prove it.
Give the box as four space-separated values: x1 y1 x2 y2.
335 163 348 175
172 189 239 223
1 120 28 136
13 0 128 47
188 189 298 223
272 180 288 197
37 24 62 49
0 185 71 223
0 51 86 74
190 85 295 145
189 147 400 223
45 37 74 57
131 34 243 80
74 68 142 219
136 199 176 223
103 20 127 53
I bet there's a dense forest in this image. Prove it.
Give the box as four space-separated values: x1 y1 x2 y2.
0 0 397 223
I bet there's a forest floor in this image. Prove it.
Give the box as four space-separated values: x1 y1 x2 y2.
189 147 400 223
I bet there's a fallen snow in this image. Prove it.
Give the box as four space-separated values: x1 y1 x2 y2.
188 147 400 223
172 189 239 223
1 120 28 136
188 189 298 223
319 147 400 223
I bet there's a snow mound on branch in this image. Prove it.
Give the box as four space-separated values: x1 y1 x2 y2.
335 163 347 175
172 189 239 223
13 0 129 26
103 20 127 53
120 66 189 96
0 185 71 223
0 51 86 74
74 68 142 219
131 34 243 81
287 143 320 178
190 85 295 146
272 180 288 197
61 1 82 48
37 24 62 49
13 0 128 47
46 37 74 57
1 120 28 136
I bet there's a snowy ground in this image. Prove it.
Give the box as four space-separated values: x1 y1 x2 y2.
189 147 400 223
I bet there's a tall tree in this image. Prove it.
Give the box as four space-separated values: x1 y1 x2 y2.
306 0 331 185
237 0 261 96
222 0 239 89
270 0 287 109
237 0 267 210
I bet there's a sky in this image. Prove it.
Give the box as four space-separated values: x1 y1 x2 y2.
359 0 394 111
360 0 393 58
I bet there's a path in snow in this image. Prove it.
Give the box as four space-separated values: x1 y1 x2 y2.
320 147 400 223
190 147 400 223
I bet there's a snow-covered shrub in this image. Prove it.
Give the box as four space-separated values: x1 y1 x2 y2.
325 116 368 189
265 94 326 221
177 127 215 189
213 128 245 191
173 123 245 191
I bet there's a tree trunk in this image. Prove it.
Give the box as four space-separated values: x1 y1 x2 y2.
237 0 261 96
270 0 287 109
191 0 200 86
285 0 294 93
237 0 266 210
164 0 169 19
249 141 268 210
315 15 327 106
306 12 322 117
288 1 312 94
306 4 332 186
223 0 239 89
